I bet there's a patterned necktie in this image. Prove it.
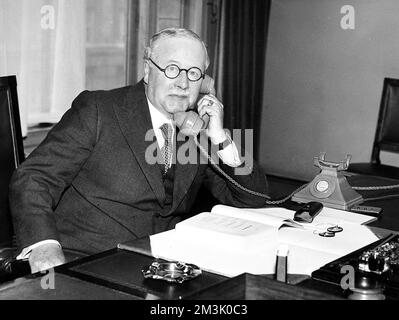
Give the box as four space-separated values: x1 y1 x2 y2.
160 123 173 175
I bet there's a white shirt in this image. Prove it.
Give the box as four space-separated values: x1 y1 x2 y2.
147 98 175 151
17 98 242 260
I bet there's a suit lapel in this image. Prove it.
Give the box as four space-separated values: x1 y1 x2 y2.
113 81 165 205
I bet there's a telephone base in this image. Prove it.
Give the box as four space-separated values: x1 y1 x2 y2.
292 153 364 211
291 181 363 211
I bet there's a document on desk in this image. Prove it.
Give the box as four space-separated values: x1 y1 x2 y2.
147 205 379 277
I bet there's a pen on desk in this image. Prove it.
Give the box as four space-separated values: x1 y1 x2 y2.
276 244 289 283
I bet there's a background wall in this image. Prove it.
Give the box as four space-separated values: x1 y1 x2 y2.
259 0 399 181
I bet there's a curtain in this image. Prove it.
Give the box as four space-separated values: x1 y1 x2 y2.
0 0 86 136
216 0 271 160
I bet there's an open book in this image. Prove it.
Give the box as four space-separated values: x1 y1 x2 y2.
148 205 379 277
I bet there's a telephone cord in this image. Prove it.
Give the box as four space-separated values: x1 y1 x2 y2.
362 193 399 202
194 137 309 205
194 137 399 204
351 184 399 191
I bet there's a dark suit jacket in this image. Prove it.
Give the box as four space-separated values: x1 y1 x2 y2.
9 81 268 255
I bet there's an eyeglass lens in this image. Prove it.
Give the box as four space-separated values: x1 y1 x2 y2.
150 59 203 81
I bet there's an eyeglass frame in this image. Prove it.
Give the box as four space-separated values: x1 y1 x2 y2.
148 58 205 82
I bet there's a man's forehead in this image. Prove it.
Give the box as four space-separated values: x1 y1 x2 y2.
152 36 206 63
154 35 202 48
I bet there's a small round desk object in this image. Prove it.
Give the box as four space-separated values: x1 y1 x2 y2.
327 225 343 233
348 274 385 300
142 261 202 284
318 231 335 237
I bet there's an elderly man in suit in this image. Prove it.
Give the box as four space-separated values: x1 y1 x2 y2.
9 28 268 273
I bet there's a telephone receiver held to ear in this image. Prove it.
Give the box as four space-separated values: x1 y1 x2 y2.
173 75 215 136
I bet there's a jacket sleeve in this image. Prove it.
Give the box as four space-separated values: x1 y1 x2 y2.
9 91 98 250
202 141 269 208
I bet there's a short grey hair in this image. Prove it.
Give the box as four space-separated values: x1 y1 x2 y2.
144 27 210 70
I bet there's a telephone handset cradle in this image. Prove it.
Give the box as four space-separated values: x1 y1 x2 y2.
291 153 363 210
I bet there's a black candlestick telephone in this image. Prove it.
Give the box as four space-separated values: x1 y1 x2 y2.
173 74 215 136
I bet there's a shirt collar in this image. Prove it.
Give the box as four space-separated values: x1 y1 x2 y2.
146 98 174 130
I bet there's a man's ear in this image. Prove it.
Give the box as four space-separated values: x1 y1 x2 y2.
143 47 151 84
144 60 150 84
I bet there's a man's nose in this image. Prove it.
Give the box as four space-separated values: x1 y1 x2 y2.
175 70 189 89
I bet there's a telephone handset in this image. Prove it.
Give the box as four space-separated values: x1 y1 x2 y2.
173 75 215 136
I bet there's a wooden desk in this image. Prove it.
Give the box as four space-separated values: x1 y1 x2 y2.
0 246 342 300
0 174 398 300
0 248 342 300
0 271 138 300
0 225 393 301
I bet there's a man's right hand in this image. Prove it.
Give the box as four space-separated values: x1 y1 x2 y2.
28 243 66 273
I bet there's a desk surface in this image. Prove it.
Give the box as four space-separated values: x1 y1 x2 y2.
0 229 394 300
0 271 137 300
0 173 398 300
0 248 342 300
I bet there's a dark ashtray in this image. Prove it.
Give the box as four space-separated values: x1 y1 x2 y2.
142 261 202 284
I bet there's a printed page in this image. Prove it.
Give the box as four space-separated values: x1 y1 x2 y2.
210 205 323 231
211 204 376 227
175 212 279 250
210 204 305 230
211 205 295 225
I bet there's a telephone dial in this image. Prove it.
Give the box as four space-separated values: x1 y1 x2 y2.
173 74 215 136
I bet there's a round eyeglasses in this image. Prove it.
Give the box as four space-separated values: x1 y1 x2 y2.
148 58 205 82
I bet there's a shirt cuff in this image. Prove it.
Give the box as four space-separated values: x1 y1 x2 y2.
217 139 243 167
16 240 62 260
209 130 228 145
